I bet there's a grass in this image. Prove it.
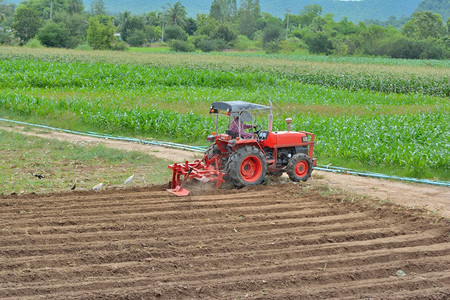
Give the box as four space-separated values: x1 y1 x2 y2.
129 46 171 53
0 128 172 194
0 47 448 181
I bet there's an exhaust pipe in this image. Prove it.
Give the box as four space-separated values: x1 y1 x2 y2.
268 99 273 131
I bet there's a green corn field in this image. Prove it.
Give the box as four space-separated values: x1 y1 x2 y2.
0 47 448 180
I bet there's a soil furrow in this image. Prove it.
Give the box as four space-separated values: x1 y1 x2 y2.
0 211 368 237
1 244 448 284
2 262 449 298
1 218 393 248
1 185 448 299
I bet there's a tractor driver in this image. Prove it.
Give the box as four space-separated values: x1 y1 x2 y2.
229 111 255 139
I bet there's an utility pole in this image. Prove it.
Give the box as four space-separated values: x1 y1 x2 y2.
50 0 53 20
161 5 166 42
286 8 290 39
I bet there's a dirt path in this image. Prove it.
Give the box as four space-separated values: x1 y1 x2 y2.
1 123 449 218
0 184 449 299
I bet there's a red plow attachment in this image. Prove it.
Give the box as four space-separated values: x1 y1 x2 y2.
167 159 225 196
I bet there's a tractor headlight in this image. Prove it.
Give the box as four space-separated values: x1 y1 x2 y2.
302 136 308 143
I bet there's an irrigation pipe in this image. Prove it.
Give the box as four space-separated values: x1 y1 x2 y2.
1 117 448 187
0 117 207 152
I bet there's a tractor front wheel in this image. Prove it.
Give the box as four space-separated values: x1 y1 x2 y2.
227 146 267 188
287 153 312 182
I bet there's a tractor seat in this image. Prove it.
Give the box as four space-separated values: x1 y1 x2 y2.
225 130 238 139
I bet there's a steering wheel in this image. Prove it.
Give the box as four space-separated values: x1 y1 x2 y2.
252 124 262 135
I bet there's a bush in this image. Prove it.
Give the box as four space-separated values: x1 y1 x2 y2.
164 25 188 41
418 39 447 59
189 34 209 48
280 37 306 53
264 41 281 54
127 30 147 47
111 41 129 51
235 35 251 51
197 38 227 52
304 31 333 55
170 40 194 52
198 39 217 52
263 24 283 45
211 24 237 43
24 38 44 48
76 43 92 50
37 22 69 48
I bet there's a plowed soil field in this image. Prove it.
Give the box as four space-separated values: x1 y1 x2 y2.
1 184 449 299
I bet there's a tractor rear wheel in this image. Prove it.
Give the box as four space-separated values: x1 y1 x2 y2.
227 146 267 187
287 153 312 182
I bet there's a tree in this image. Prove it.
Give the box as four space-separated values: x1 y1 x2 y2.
37 21 69 47
417 0 450 21
87 15 116 49
167 1 187 28
17 0 84 20
0 0 3 22
120 15 144 42
12 6 42 43
144 11 161 27
117 10 131 27
90 0 106 16
238 0 260 37
0 0 17 44
297 4 322 28
262 23 282 45
335 17 360 35
210 0 237 23
185 17 197 35
127 29 146 46
65 0 84 15
262 23 282 53
164 24 187 41
304 31 333 54
196 13 219 36
53 11 87 48
144 25 161 41
0 1 15 25
211 24 236 43
402 11 446 39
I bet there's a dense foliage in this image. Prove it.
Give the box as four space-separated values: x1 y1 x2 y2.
0 0 448 59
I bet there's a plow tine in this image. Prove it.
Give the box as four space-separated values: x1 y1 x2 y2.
167 187 190 197
167 158 225 196
167 167 193 196
196 176 211 183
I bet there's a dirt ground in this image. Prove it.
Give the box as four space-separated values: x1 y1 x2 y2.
0 184 449 299
1 124 449 218
1 123 449 299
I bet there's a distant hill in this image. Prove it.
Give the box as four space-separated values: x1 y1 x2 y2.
5 0 426 22
85 0 423 22
416 0 449 20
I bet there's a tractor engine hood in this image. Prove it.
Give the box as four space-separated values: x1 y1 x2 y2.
261 131 309 148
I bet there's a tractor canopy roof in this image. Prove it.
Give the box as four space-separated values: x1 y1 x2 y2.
210 101 270 114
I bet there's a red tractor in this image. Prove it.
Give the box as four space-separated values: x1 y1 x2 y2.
167 101 316 196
